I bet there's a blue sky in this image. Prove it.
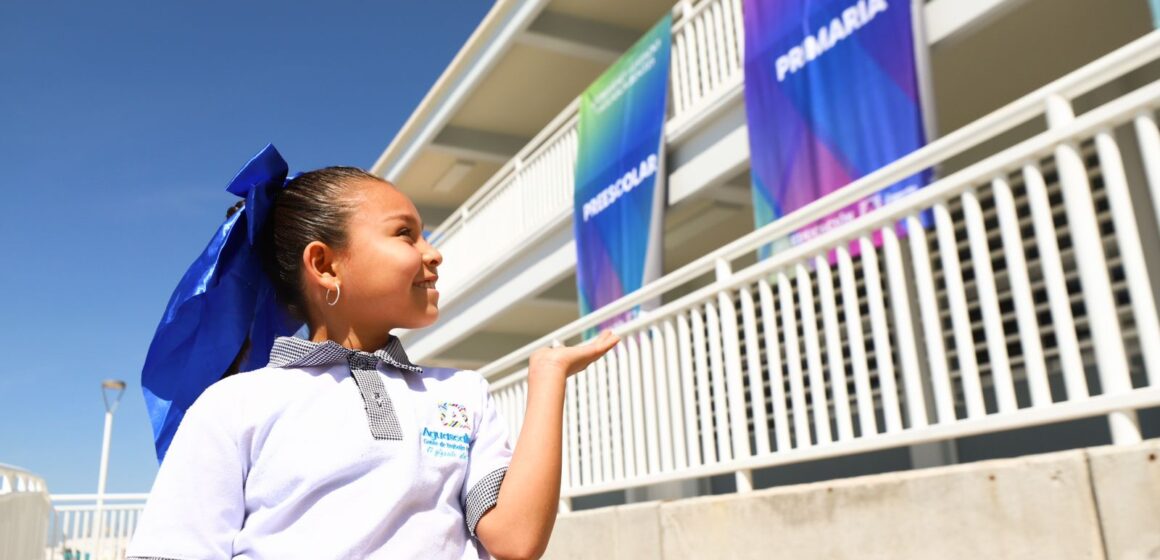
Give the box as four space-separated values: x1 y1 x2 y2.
0 0 493 494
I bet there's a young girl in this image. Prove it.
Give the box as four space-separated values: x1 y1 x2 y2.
129 145 619 559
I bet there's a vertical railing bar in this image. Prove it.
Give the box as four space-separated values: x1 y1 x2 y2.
517 382 528 441
934 202 987 418
837 246 878 437
718 284 754 463
577 365 593 485
565 376 579 489
718 0 739 75
992 176 1052 407
699 3 718 90
740 286 773 455
1022 164 1088 399
628 334 649 475
692 14 711 106
608 346 626 480
881 226 929 428
729 0 745 71
963 188 1018 413
639 330 662 474
777 272 812 448
707 1 725 88
651 325 676 473
796 264 833 444
905 214 957 423
860 236 904 433
691 309 718 463
595 357 612 484
816 255 855 440
705 300 735 461
678 313 705 466
664 320 690 470
758 279 792 451
671 32 687 114
588 360 605 484
1135 114 1160 263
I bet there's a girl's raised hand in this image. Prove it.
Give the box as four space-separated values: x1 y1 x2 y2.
529 330 620 379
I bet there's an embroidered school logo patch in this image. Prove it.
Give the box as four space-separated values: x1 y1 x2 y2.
421 427 470 460
423 402 471 460
438 402 470 431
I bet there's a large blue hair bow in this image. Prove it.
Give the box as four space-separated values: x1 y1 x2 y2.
141 144 303 462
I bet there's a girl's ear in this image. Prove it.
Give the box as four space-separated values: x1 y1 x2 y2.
302 240 340 290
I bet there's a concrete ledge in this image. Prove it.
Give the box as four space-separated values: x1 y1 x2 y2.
660 450 1103 560
1088 438 1160 560
542 445 1149 559
543 501 662 560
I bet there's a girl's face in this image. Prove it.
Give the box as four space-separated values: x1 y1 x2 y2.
334 179 442 332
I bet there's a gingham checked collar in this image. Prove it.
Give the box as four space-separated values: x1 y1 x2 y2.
266 336 423 373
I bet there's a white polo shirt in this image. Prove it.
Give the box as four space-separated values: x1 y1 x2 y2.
127 336 512 559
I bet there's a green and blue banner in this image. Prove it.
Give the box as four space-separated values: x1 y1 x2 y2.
573 15 672 336
742 0 930 254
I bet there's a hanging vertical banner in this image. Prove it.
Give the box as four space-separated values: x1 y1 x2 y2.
574 14 672 336
742 0 931 254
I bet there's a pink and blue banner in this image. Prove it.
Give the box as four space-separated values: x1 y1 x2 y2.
573 15 672 337
742 0 930 253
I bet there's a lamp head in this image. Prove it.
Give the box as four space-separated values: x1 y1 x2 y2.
101 379 127 413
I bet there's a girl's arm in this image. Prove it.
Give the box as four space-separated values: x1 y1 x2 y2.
474 330 620 560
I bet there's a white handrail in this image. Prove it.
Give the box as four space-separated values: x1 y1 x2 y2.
46 495 148 560
51 493 151 502
482 31 1160 502
491 81 1160 500
426 102 578 244
479 28 1160 380
492 74 1160 390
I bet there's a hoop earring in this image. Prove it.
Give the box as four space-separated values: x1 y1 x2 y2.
326 283 341 306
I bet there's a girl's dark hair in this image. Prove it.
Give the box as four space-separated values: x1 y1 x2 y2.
260 166 385 322
220 166 384 379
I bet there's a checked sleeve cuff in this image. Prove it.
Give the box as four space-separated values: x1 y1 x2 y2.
464 466 508 537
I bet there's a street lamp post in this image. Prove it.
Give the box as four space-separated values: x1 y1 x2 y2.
93 379 126 560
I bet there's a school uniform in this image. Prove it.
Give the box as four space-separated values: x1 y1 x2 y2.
127 335 512 560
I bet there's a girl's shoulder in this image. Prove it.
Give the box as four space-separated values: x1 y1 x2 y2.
416 365 479 382
412 366 505 409
414 366 489 393
191 364 323 412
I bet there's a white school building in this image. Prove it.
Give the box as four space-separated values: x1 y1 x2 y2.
10 0 1160 558
374 0 1160 556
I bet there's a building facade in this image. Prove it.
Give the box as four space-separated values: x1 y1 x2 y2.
372 0 1160 512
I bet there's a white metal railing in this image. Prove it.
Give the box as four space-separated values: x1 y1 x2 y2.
425 0 743 307
668 0 744 133
429 111 578 305
46 494 148 560
483 31 1160 501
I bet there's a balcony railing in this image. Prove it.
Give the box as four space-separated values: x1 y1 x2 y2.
46 494 148 560
482 30 1160 502
425 0 744 307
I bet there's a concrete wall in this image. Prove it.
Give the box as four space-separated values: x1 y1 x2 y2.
543 439 1160 560
0 466 51 560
